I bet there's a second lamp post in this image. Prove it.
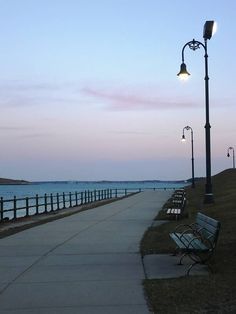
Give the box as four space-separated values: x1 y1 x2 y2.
182 126 195 188
177 20 216 203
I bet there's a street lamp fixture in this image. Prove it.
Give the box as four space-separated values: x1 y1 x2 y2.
203 21 217 40
182 126 195 188
177 20 216 203
177 63 190 80
227 147 235 169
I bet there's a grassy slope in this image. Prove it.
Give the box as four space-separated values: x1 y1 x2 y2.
141 169 236 313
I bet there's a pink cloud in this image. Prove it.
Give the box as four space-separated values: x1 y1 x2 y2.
81 86 197 111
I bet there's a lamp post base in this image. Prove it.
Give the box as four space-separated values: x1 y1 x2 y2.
204 193 214 204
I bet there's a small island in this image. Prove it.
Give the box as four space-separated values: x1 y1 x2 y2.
0 178 30 185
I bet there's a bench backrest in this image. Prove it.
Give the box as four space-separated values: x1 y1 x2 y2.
196 212 221 247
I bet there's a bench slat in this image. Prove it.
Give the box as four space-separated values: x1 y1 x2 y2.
170 233 209 251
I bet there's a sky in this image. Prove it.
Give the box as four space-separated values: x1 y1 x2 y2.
0 0 236 181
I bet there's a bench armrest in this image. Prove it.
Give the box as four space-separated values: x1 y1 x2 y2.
179 228 197 239
198 232 215 250
173 222 196 233
187 234 214 251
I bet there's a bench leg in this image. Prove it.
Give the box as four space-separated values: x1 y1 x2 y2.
186 259 212 276
171 247 178 256
179 253 187 265
207 262 213 274
186 261 199 275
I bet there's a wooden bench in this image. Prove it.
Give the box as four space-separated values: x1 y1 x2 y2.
166 208 181 220
166 192 186 220
169 212 221 275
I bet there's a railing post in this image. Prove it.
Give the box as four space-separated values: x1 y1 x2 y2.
84 191 87 204
50 193 53 211
57 193 59 210
115 189 117 198
44 193 48 213
36 194 39 215
63 192 66 208
75 191 78 206
26 197 29 217
0 197 3 221
94 190 97 202
98 190 101 201
125 189 127 196
81 192 84 205
13 196 17 220
69 192 72 207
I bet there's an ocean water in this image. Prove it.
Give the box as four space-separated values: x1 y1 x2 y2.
0 181 188 221
0 180 188 200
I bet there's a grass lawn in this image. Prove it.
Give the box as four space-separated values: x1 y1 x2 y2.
141 168 236 313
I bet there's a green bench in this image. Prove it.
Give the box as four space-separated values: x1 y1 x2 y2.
169 212 221 275
166 192 186 220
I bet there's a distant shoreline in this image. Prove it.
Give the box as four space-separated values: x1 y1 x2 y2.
31 180 187 184
0 178 30 185
0 178 190 185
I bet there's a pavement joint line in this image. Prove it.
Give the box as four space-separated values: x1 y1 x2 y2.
0 194 147 295
0 303 147 311
0 191 170 312
0 216 115 294
0 193 139 238
51 252 140 256
45 197 144 255
7 279 144 284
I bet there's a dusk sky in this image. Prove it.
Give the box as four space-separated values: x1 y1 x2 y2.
0 0 236 181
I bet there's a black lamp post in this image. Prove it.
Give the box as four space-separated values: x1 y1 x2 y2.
227 147 235 169
177 21 216 203
182 126 195 188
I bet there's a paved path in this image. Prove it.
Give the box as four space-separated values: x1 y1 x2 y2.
0 190 172 314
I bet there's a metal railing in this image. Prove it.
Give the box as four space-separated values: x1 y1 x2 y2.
0 188 139 222
0 187 179 222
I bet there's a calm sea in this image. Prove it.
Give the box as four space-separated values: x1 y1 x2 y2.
0 181 188 200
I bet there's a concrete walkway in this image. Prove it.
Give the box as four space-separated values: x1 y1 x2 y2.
0 190 172 314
